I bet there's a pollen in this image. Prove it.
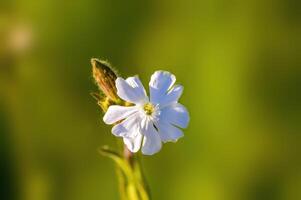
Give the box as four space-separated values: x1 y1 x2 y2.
143 103 155 115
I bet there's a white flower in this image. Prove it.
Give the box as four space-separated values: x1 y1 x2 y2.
103 71 190 155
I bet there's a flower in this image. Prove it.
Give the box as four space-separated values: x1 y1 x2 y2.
103 71 190 155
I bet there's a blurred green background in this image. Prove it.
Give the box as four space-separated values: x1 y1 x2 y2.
1 0 301 199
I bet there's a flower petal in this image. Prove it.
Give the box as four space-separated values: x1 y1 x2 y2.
140 118 162 155
123 132 143 153
156 121 184 143
111 113 141 137
103 105 138 125
116 76 148 104
111 112 143 153
149 71 176 104
159 84 183 106
126 76 147 100
159 103 190 128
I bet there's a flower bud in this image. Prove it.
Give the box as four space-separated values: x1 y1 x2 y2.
91 58 119 102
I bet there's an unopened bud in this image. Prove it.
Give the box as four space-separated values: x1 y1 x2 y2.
91 58 119 102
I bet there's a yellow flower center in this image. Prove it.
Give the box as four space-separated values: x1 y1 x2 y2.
143 103 155 115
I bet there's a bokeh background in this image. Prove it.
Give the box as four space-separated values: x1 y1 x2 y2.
1 0 301 199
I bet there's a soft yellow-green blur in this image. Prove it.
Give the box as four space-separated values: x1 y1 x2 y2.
0 0 300 200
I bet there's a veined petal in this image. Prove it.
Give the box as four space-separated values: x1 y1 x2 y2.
103 105 138 125
149 71 176 104
111 113 141 137
156 121 184 143
116 77 148 104
123 132 143 153
159 84 183 106
159 103 189 128
140 118 162 155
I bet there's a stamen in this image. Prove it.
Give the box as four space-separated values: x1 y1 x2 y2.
143 103 154 115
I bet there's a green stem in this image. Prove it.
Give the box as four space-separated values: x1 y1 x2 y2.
100 145 150 200
115 166 127 200
124 147 150 200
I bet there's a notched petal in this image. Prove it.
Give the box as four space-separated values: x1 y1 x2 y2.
116 77 148 104
126 76 147 100
149 71 176 104
111 113 140 137
159 84 184 106
103 105 138 125
140 118 162 155
157 121 184 143
160 103 190 128
123 133 143 153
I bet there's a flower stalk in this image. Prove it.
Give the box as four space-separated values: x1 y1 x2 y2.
91 58 150 200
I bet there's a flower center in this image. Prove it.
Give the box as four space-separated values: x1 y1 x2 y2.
143 103 155 115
